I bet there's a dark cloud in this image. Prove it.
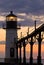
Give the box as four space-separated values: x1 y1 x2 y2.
0 0 44 15
0 0 43 27
17 19 42 26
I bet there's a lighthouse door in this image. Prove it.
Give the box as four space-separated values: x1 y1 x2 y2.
10 48 14 57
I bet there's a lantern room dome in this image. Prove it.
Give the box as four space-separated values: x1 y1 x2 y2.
6 11 17 17
6 11 17 21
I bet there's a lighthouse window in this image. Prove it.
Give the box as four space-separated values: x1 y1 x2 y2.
6 16 17 21
10 48 14 57
9 16 14 21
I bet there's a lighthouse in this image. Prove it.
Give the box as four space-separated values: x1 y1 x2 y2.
4 11 19 63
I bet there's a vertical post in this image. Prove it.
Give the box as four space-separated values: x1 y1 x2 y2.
34 20 36 39
20 32 22 38
23 40 26 64
29 37 34 65
27 27 29 35
30 45 33 65
35 20 36 31
37 32 42 65
19 42 22 65
28 27 29 34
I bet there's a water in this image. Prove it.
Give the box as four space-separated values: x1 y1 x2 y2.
0 58 44 65
33 59 44 65
0 58 4 62
22 59 44 65
42 60 44 65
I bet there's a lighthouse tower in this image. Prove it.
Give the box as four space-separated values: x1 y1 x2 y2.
4 11 19 63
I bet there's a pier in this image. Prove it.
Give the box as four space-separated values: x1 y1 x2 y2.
16 23 44 65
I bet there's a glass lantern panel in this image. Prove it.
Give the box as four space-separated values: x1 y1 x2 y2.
6 16 17 21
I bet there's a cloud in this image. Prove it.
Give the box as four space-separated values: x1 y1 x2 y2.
0 0 44 27
17 13 26 16
0 0 44 15
16 13 43 26
0 16 5 21
0 12 43 27
17 18 25 22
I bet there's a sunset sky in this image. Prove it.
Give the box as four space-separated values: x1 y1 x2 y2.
0 0 44 60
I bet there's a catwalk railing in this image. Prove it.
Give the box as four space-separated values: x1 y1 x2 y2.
16 24 44 65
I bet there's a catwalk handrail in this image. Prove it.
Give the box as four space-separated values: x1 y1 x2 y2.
17 23 44 43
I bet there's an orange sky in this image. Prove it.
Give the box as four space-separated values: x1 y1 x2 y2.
0 29 6 41
0 41 44 59
0 44 5 58
18 43 44 59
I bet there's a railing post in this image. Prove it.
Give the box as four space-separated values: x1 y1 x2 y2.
23 40 26 65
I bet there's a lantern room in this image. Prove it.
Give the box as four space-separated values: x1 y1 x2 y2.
6 11 17 29
6 11 17 21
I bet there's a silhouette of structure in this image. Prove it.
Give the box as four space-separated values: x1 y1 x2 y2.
2 11 44 65
3 11 20 64
17 23 44 65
